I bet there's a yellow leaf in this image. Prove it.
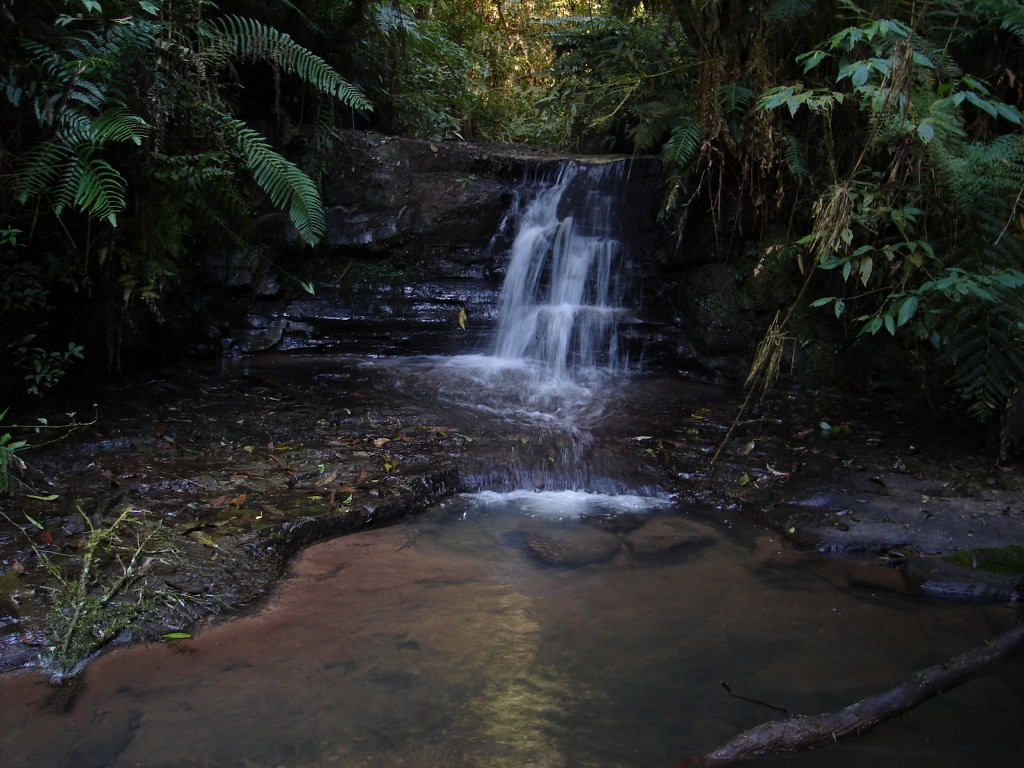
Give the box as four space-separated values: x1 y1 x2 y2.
188 531 220 548
458 307 467 330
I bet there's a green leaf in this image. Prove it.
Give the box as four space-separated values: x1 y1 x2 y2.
798 50 827 73
860 317 884 336
917 122 935 143
965 91 998 119
161 632 192 640
994 102 1023 125
810 297 834 308
884 314 896 335
897 296 918 326
859 256 873 286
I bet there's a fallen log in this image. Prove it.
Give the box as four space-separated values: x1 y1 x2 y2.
676 621 1024 766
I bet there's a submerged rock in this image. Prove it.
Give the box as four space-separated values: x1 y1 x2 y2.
626 517 716 557
523 522 622 566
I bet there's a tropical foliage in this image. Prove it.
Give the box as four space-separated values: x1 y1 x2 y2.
0 0 369 386
536 1 1023 426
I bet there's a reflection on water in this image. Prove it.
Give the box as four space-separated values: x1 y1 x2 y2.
1 493 1022 768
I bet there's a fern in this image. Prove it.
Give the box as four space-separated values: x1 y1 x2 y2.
90 107 150 145
783 131 810 178
208 15 371 112
943 297 1024 421
14 140 75 203
65 152 127 227
664 116 702 167
218 115 326 246
918 133 1024 420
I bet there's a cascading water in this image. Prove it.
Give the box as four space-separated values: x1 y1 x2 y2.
491 161 630 381
441 158 640 429
458 159 652 491
375 157 657 493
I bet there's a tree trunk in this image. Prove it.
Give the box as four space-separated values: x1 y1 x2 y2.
676 621 1024 766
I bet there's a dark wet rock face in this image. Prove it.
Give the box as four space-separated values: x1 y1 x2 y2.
202 132 687 368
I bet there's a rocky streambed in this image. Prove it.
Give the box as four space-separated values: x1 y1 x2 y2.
2 352 1022 677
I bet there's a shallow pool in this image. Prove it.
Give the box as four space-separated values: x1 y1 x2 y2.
1 492 1021 768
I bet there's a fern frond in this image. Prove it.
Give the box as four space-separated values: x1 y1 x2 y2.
207 15 371 112
67 151 127 226
783 131 810 178
370 3 417 37
663 116 702 167
218 115 325 246
14 140 75 202
947 311 1024 420
718 83 753 116
90 107 150 145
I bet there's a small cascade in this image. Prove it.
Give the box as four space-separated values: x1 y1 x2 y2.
375 157 657 494
491 161 632 379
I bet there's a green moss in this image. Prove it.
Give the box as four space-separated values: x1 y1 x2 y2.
943 545 1024 576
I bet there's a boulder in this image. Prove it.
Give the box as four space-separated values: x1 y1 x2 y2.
626 517 716 557
523 521 622 567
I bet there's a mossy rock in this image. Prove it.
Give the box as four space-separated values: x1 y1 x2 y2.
942 545 1024 576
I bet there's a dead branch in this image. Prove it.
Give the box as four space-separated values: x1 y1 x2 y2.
676 621 1024 766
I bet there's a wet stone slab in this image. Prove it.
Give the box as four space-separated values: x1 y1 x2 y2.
3 357 1024 676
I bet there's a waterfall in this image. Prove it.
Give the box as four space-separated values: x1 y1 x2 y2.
460 159 645 491
373 157 653 493
491 161 631 380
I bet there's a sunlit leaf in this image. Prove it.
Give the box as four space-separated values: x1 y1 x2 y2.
162 632 192 640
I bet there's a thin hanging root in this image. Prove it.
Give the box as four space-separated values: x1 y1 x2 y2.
711 186 848 468
711 257 815 469
711 313 792 466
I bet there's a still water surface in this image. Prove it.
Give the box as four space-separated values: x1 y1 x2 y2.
1 492 1021 768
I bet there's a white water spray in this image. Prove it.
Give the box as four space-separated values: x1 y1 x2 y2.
491 161 630 381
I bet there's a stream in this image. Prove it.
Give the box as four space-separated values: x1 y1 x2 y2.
2 158 1023 767
1 493 1021 767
